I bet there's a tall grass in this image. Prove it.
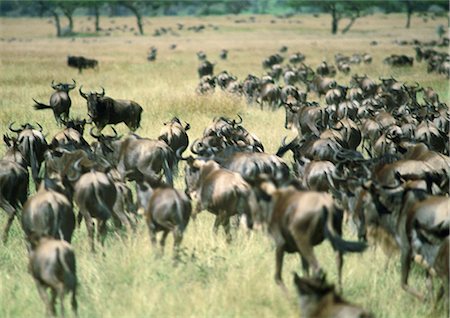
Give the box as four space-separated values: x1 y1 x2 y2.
0 14 448 317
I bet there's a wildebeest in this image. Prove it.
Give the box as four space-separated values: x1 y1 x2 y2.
50 118 90 152
33 80 76 125
258 179 367 291
0 158 29 243
28 237 77 317
67 55 98 73
79 86 143 132
184 159 258 239
158 117 190 156
21 178 75 249
144 185 191 258
73 166 117 252
117 133 176 187
293 274 373 318
198 60 214 78
8 122 48 188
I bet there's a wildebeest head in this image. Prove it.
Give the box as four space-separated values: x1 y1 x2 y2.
51 79 76 93
79 86 105 121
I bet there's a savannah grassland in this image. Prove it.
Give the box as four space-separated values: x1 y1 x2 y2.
0 12 449 318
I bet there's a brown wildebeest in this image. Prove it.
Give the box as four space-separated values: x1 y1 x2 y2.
293 274 373 318
258 180 367 291
22 178 75 249
73 167 116 252
28 237 77 317
144 185 191 258
184 159 258 239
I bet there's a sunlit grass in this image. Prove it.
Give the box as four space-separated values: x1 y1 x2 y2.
0 13 448 318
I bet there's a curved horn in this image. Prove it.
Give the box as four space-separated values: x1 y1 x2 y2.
35 122 43 132
8 122 22 133
190 139 200 155
99 86 105 97
79 85 87 99
67 157 83 182
108 126 118 139
68 79 76 89
89 127 101 139
176 147 191 160
233 114 243 125
51 80 58 90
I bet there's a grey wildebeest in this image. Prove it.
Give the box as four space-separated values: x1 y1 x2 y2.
28 237 77 317
293 274 373 318
8 122 48 189
79 86 143 132
0 158 29 243
158 117 190 156
67 55 98 73
198 60 214 78
144 184 191 258
257 179 367 291
72 164 117 252
117 133 176 189
33 80 76 125
184 159 258 240
21 178 75 249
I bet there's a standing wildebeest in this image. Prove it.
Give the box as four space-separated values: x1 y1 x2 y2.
33 80 76 125
67 55 98 73
293 274 373 318
258 180 367 291
73 166 117 252
144 185 191 258
0 159 29 243
8 122 48 188
28 237 77 317
79 86 143 132
198 60 214 78
21 178 75 249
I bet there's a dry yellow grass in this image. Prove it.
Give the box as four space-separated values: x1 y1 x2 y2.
0 13 448 318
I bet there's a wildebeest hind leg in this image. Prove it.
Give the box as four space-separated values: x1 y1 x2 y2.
292 234 322 279
36 281 53 316
274 246 288 293
160 231 169 254
300 255 310 277
2 213 15 243
83 212 96 252
336 251 344 293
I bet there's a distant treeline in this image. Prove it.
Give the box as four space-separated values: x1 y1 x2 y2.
1 0 448 18
1 0 448 36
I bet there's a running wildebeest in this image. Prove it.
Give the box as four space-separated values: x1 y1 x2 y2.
28 237 78 317
79 86 143 132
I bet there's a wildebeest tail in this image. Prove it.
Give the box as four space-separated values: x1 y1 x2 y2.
24 137 40 185
323 207 367 253
32 98 52 110
90 183 112 221
56 246 77 291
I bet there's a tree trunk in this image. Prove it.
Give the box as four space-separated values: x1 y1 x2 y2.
331 4 338 34
121 3 144 35
405 0 413 29
341 17 356 34
94 5 100 32
51 11 61 37
62 9 74 34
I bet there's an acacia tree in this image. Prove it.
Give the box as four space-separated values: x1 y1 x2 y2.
287 0 370 34
117 0 147 35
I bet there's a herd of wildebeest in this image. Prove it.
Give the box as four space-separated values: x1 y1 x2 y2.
1 34 449 317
